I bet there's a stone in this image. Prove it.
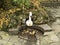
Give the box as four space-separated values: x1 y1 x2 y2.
44 31 54 35
57 32 60 38
8 26 20 35
41 36 50 45
8 35 19 43
39 24 52 32
36 39 41 45
49 34 59 42
0 31 10 40
5 42 13 45
41 31 59 45
50 42 60 45
0 40 8 45
56 18 60 24
41 34 59 45
52 22 60 33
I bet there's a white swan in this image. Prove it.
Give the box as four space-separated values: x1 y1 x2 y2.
26 12 33 26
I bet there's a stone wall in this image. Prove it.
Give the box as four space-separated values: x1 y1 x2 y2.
40 0 60 2
41 1 60 7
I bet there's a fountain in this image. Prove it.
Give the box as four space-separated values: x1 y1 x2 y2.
17 12 52 41
8 11 52 45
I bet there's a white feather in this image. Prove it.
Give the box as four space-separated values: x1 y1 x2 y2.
26 12 33 26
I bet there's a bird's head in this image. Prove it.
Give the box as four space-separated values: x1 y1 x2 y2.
29 12 32 17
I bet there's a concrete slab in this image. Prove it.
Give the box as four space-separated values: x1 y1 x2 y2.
39 24 52 32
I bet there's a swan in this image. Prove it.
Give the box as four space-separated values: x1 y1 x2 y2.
26 12 33 26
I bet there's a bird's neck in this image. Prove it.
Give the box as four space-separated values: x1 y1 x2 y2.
29 16 31 21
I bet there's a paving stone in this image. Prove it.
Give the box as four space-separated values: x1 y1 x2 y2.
56 18 60 24
51 22 60 33
36 39 41 45
49 34 59 42
8 26 20 35
41 37 50 45
0 31 10 40
50 42 60 45
41 33 59 45
38 24 52 35
44 31 55 35
56 32 60 40
39 24 52 32
8 35 19 43
47 8 60 18
5 42 13 45
0 40 8 45
13 43 21 45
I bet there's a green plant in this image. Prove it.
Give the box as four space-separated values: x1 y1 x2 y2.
12 0 31 9
0 0 54 31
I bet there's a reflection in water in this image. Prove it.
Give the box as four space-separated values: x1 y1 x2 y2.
20 34 41 45
25 35 37 45
18 27 42 45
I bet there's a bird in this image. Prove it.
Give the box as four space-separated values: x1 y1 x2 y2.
26 12 33 26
